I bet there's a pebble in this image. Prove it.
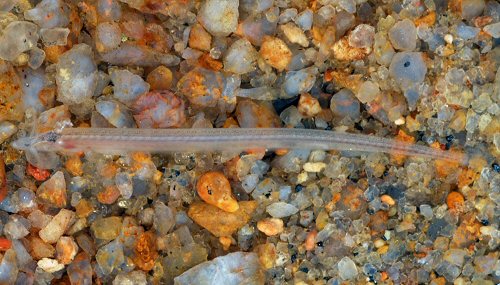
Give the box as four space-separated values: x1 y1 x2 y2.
0 121 17 144
280 22 308 47
260 36 292 71
153 201 175 235
132 90 185 128
174 252 264 285
297 93 322 117
189 23 212 52
389 52 427 87
24 0 69 28
37 171 67 208
55 236 78 265
388 19 417 51
303 162 326 172
338 256 358 280
39 209 75 244
483 22 500 38
198 0 239 37
196 171 239 212
330 88 361 120
90 216 122 240
257 218 284 236
56 44 97 105
266 202 299 218
37 258 65 273
40 27 70 46
224 38 258 74
96 100 136 128
146 66 173 90
188 201 257 237
0 21 39 61
349 24 375 48
95 22 122 52
111 69 150 106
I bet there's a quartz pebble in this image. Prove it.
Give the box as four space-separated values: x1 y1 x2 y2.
266 202 299 218
349 24 375 48
388 19 417 51
39 209 75 244
56 44 97 105
198 0 239 37
111 69 150 106
224 38 258 74
0 21 39 61
338 257 358 280
174 252 264 285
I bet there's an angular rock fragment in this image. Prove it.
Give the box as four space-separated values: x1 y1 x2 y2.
174 252 264 285
188 201 257 237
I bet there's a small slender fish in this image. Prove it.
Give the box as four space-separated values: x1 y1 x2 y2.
14 128 467 164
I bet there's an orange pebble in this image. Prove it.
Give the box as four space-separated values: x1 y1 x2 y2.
65 155 83 176
100 161 118 179
257 218 284 236
380 194 396 206
133 231 158 271
0 238 12 251
219 236 232 251
196 171 239 212
146 66 173 90
275 149 289 156
305 230 317 251
27 163 51 181
447 191 464 211
97 186 121 205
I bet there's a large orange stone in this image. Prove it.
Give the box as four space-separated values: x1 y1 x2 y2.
188 201 257 237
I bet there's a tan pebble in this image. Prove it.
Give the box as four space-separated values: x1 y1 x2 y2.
298 93 322 117
30 236 55 260
146 66 173 90
380 194 395 206
219 236 233 250
196 171 239 212
374 239 386 248
188 201 257 237
259 36 292 71
257 218 284 236
303 162 326 173
332 37 371 61
305 230 317 251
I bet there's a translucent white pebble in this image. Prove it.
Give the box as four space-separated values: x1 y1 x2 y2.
110 69 150 106
96 22 122 52
388 19 417 51
40 28 70 46
0 21 39 61
224 38 258 74
56 44 98 105
198 0 239 37
24 0 69 29
0 121 17 144
389 52 427 86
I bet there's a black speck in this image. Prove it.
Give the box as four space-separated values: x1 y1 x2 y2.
481 219 489 226
264 192 271 198
316 241 323 247
291 254 297 263
404 61 411 67
299 267 309 273
207 188 212 195
367 208 375 215
446 135 454 142
492 163 500 173
295 184 303 192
